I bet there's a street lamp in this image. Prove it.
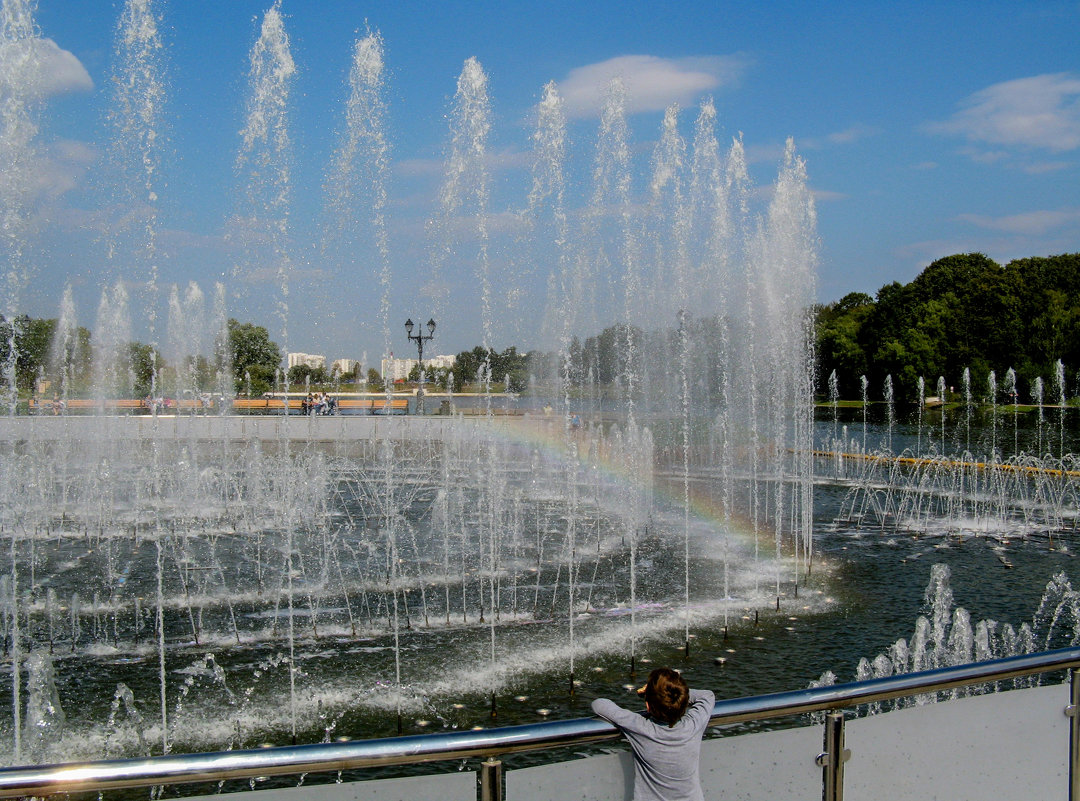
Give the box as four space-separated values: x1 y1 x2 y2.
405 317 436 414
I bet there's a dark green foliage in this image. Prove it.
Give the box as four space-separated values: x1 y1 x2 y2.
365 367 383 391
287 364 328 386
816 293 874 397
0 315 56 390
0 314 90 394
452 345 531 391
128 341 159 398
228 318 281 395
816 253 1080 402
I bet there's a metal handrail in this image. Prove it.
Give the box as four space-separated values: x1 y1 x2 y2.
1 647 1078 798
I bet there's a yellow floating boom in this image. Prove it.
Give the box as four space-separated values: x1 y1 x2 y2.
809 450 1080 478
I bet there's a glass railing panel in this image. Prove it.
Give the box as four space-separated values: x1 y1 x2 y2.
844 683 1067 801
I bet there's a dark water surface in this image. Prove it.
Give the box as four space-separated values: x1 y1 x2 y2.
9 416 1080 796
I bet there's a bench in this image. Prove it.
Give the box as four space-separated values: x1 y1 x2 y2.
27 397 412 415
336 398 409 414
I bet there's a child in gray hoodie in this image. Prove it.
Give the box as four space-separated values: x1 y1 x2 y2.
591 667 715 801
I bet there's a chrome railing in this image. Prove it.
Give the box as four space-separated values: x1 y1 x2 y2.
1 647 1078 800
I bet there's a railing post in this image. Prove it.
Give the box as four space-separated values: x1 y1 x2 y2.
480 758 503 801
1069 671 1080 801
815 711 850 801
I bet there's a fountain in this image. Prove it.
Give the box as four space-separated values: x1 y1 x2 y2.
817 563 1080 710
6 0 1076 779
0 0 827 766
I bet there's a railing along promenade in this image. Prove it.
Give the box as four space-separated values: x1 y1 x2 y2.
0 648 1078 801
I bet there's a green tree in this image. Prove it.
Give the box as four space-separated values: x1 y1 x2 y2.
816 252 1080 404
0 315 56 393
409 363 452 390
288 364 328 386
815 293 873 397
452 345 530 390
228 319 281 396
366 367 384 391
332 363 359 383
128 342 159 398
453 346 487 385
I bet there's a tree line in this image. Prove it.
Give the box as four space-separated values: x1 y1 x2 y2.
6 251 1077 404
816 253 1080 403
0 317 282 398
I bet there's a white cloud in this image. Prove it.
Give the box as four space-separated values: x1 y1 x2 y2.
826 124 878 145
33 38 93 96
1022 160 1071 175
928 72 1080 152
33 139 97 199
797 124 879 152
558 54 748 119
957 208 1080 236
811 189 846 203
0 37 93 97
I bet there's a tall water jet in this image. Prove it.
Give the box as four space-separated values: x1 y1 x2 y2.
0 0 45 417
962 367 972 453
1005 367 1019 454
91 282 133 405
166 283 206 403
829 371 840 447
232 0 298 736
525 80 585 686
860 374 869 453
107 0 166 356
648 103 692 649
987 370 998 459
230 1 295 374
210 282 232 406
436 57 505 688
1034 377 1045 455
689 98 735 608
885 375 895 452
1055 359 1066 459
48 285 81 407
758 137 817 581
323 29 392 362
937 375 947 450
916 376 925 456
432 57 493 365
571 78 650 671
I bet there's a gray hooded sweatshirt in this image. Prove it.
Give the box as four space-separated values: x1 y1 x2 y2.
591 688 715 801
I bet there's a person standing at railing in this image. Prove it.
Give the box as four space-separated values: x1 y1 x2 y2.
591 667 714 801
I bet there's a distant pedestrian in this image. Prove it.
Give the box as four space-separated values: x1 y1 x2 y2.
591 667 714 801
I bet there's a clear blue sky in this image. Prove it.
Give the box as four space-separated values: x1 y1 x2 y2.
8 0 1080 365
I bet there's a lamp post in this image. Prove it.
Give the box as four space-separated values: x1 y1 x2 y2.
405 317 436 414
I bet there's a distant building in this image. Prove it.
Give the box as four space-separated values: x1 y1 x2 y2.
381 356 416 383
425 354 457 371
287 352 326 370
331 358 358 376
